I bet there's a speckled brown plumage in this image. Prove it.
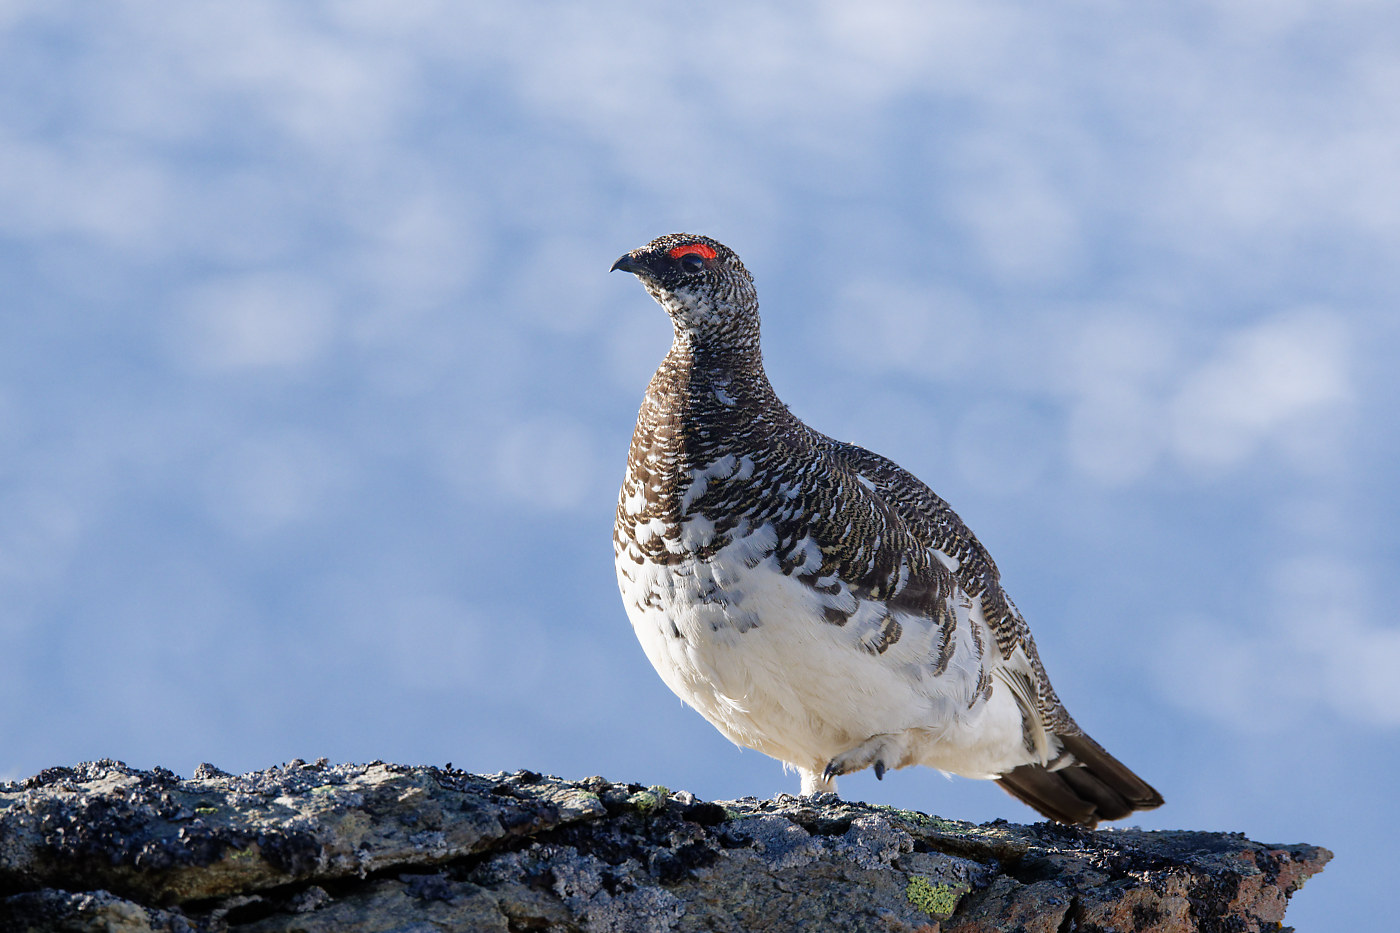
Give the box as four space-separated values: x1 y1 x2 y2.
611 232 1162 827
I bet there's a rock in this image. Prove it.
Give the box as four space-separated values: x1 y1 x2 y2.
0 760 1330 932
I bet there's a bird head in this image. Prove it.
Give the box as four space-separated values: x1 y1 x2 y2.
611 234 759 350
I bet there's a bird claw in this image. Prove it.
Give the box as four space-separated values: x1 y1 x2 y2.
824 757 887 783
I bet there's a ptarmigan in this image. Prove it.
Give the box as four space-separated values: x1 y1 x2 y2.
610 233 1163 827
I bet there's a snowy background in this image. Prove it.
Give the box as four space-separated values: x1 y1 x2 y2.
2 1 1396 928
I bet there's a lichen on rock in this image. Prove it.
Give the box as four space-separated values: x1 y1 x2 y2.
0 760 1330 932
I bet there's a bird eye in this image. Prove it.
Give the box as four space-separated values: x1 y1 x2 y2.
679 253 706 274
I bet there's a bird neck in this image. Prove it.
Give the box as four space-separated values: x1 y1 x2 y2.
655 338 777 412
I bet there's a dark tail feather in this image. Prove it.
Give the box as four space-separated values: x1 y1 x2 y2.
995 732 1164 828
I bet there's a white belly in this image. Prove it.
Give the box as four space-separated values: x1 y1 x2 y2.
615 526 1035 780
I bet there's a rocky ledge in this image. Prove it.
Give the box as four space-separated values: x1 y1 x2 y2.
0 759 1328 932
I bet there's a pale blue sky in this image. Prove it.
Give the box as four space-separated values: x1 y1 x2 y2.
2 2 1396 928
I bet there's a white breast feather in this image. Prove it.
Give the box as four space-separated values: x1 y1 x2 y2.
617 526 1038 780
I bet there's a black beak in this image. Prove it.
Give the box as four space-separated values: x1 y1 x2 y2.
610 253 646 275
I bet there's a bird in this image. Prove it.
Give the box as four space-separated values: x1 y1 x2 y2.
609 233 1163 827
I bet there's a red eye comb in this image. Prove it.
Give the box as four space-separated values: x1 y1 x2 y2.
668 243 717 260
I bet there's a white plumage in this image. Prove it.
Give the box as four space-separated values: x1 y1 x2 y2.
618 522 1034 792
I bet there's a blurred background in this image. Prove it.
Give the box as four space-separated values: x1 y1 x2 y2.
2 1 1396 928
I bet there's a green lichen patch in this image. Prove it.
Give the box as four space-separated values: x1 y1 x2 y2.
626 785 671 813
905 876 964 918
571 789 604 808
873 805 970 834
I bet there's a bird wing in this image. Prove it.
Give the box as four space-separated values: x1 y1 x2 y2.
825 439 1081 738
